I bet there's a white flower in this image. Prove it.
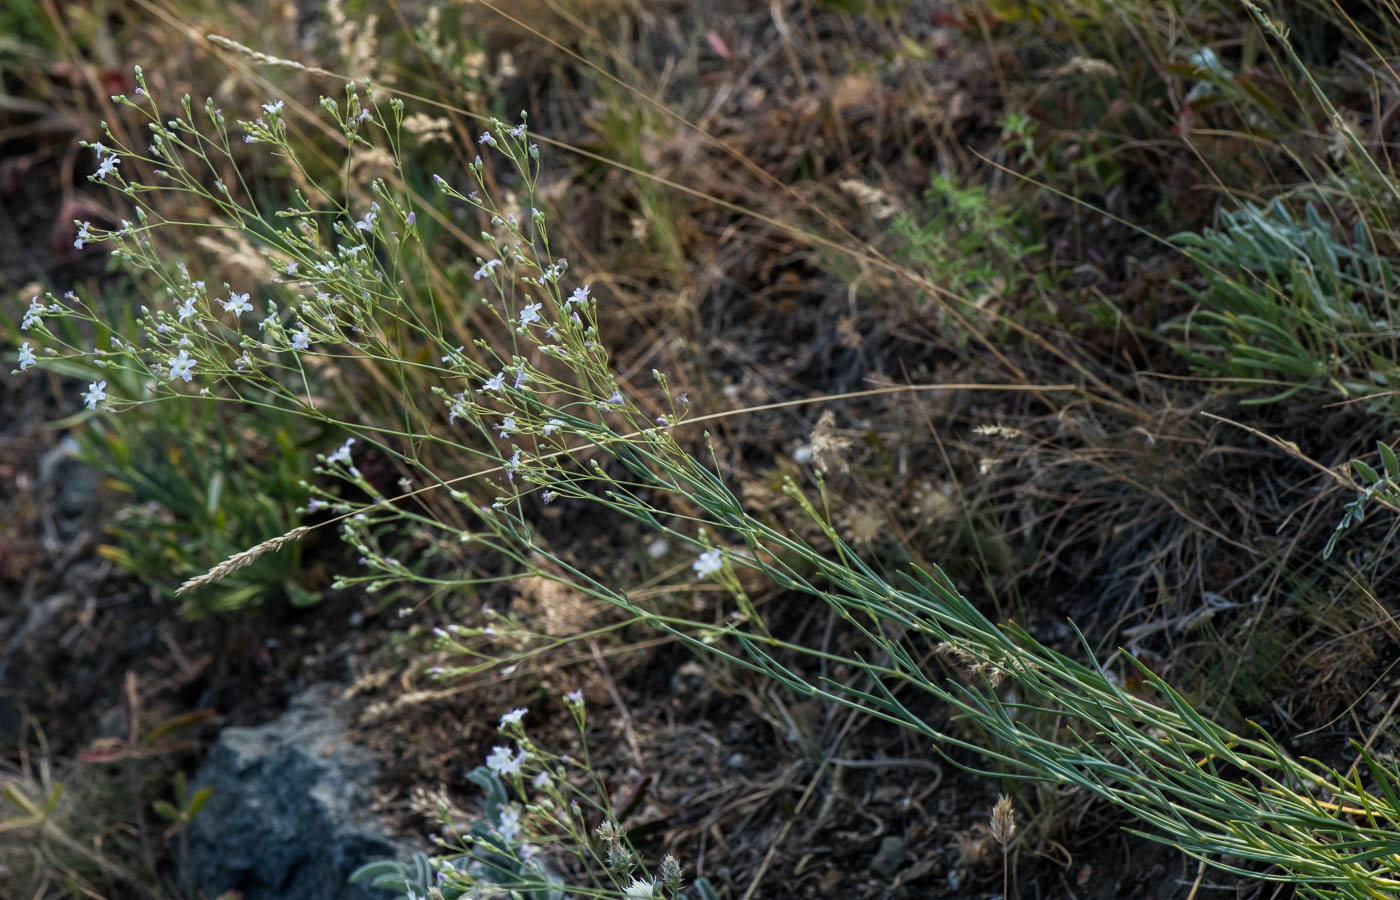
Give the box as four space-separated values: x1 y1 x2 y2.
486 744 527 777
21 296 43 330
568 285 590 305
485 746 513 773
262 99 283 116
482 370 505 392
82 380 107 411
518 302 542 328
168 349 195 382
532 771 550 789
497 806 521 843
17 341 36 371
327 438 355 466
74 221 93 249
177 297 198 321
543 418 565 436
497 417 515 438
499 708 527 729
692 549 722 579
564 689 583 707
355 204 378 232
624 877 655 898
94 154 119 181
223 291 252 317
291 326 310 350
540 490 555 505
506 447 521 480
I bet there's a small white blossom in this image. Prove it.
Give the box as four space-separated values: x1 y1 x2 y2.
497 417 516 438
543 418 565 436
519 302 542 328
327 438 355 466
291 326 310 351
565 689 583 706
262 99 284 116
541 490 555 505
21 296 43 330
94 154 119 181
497 806 521 843
168 349 195 382
482 370 505 392
82 380 107 411
568 285 590 305
74 222 93 249
223 291 252 317
693 549 723 579
486 744 527 777
474 258 503 281
500 708 527 729
624 877 656 898
17 341 36 371
355 204 378 232
177 297 198 322
485 746 513 774
506 447 521 480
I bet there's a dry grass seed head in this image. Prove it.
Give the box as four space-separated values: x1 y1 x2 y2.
991 794 1016 847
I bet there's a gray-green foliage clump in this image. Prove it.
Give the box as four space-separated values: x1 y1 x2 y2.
1171 198 1400 410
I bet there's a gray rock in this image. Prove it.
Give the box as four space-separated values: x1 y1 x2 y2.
38 435 98 541
186 685 408 900
869 834 905 879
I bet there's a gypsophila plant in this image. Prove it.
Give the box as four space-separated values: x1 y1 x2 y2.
351 699 713 900
17 70 1400 897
